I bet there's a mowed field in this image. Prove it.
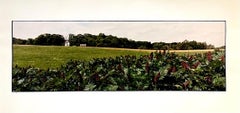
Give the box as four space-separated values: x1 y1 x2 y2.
13 45 215 69
13 45 150 69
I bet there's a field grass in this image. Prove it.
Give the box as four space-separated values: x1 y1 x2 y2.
13 45 217 69
13 45 150 69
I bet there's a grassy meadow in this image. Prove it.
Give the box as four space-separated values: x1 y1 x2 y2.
13 45 150 69
13 45 217 69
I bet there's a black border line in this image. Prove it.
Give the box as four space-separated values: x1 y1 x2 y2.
11 20 226 92
12 20 226 22
11 20 13 92
225 20 227 91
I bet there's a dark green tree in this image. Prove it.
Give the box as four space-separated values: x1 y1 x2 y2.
34 33 65 46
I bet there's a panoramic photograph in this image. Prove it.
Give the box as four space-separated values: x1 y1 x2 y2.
12 21 226 91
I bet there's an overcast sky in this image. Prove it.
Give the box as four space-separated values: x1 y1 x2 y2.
13 21 225 47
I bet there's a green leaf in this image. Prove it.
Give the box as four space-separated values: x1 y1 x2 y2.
84 84 96 91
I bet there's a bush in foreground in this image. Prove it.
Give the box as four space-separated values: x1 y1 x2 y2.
12 50 225 91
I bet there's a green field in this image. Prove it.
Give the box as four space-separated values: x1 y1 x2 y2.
13 45 218 69
13 45 150 69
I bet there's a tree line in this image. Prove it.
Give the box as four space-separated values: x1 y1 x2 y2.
13 33 215 50
13 33 65 46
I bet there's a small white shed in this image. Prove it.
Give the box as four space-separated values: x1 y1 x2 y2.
80 44 87 47
65 40 70 46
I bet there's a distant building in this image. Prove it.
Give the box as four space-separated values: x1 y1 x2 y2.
65 40 70 46
80 44 87 47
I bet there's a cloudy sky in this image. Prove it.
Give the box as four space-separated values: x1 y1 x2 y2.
13 21 225 47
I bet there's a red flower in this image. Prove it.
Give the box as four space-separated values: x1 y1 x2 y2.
145 62 150 73
172 66 176 72
192 61 200 69
206 52 212 61
204 76 212 83
93 73 100 81
221 56 225 62
168 66 177 74
181 61 190 70
154 72 161 83
189 55 193 61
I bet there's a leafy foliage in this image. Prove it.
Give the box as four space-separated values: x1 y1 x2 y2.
12 50 225 91
69 33 214 49
13 33 65 46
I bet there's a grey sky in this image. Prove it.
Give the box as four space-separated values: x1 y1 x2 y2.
13 21 225 47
